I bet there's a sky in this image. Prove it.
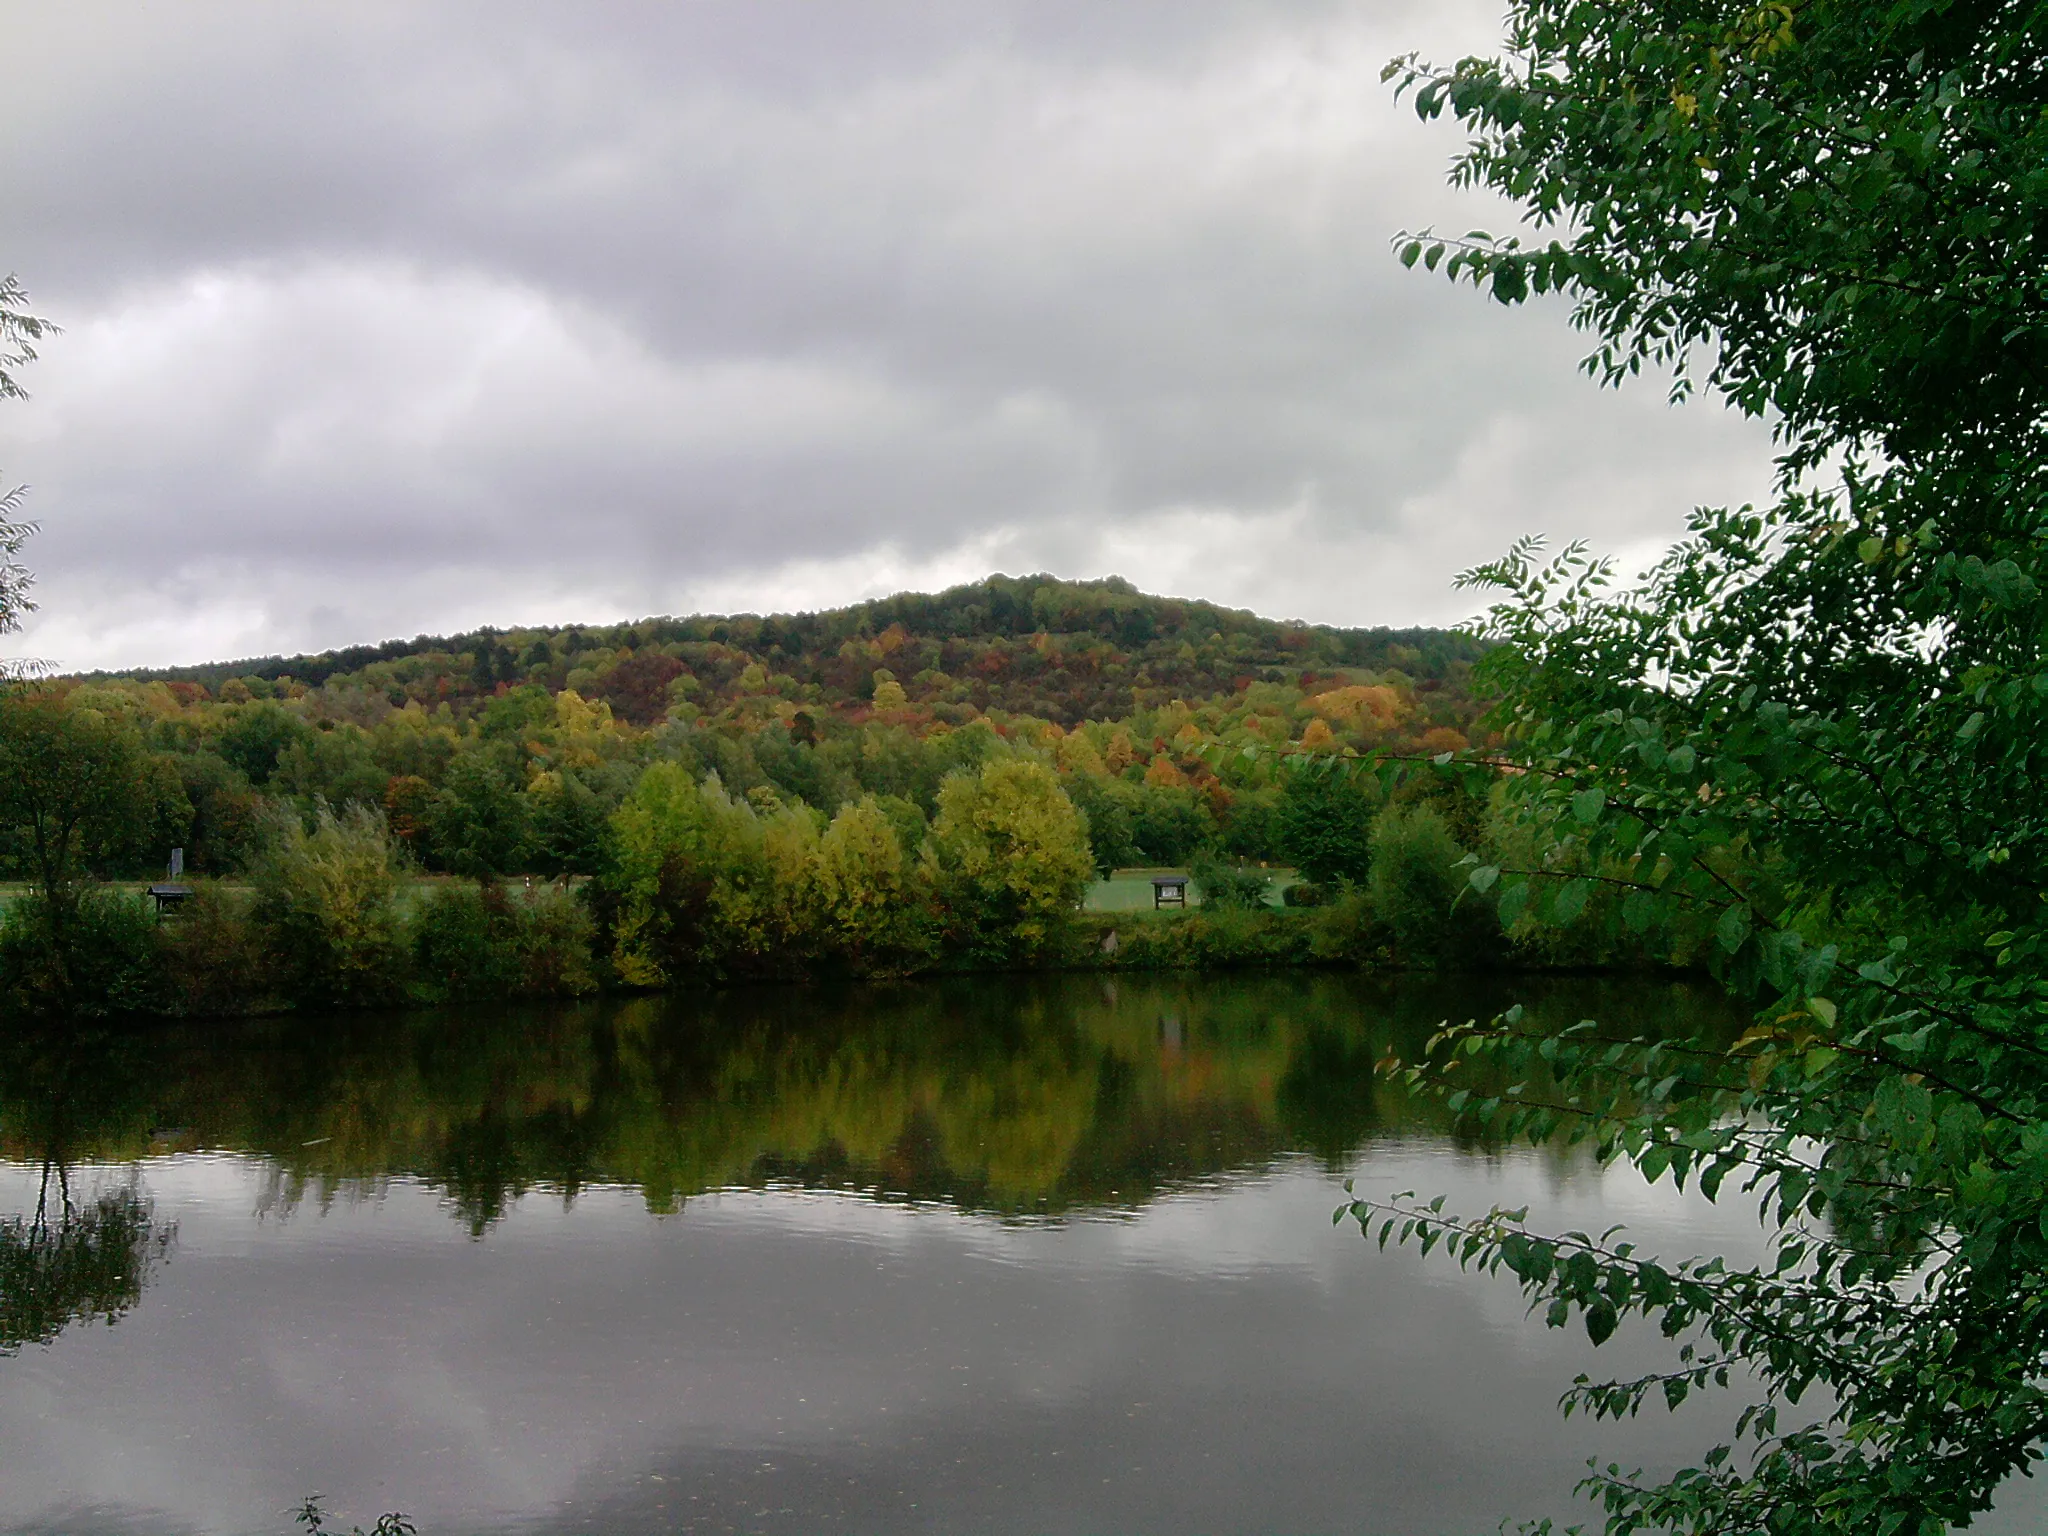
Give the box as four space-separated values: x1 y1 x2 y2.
0 0 1780 673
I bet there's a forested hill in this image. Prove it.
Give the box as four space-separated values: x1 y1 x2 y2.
109 574 1484 729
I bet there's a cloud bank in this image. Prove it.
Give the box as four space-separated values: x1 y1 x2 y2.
0 0 1777 670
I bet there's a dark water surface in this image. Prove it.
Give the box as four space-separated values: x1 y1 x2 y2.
0 973 2027 1535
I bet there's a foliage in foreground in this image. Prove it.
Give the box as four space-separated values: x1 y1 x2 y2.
1358 4 2048 1533
292 1496 412 1536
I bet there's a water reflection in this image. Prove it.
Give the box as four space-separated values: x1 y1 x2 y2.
4 974 1732 1233
0 1027 176 1354
0 974 1758 1536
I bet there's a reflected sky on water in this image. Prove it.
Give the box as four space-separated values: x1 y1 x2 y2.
5 973 2031 1535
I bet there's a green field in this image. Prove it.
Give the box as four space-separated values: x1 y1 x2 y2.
1083 868 1297 912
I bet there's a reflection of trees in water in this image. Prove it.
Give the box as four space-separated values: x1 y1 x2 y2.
0 1026 179 1352
0 1182 171 1354
9 975 1742 1238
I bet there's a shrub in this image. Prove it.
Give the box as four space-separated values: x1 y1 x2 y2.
514 881 599 997
409 882 523 1002
1367 803 1499 966
409 878 599 1001
0 886 160 1020
249 803 407 1007
157 881 271 1017
1281 880 1327 909
1190 854 1270 911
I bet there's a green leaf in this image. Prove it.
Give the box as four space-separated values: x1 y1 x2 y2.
1552 879 1592 924
1496 879 1532 926
1622 888 1657 933
1715 905 1751 953
1585 1301 1618 1346
1571 787 1606 824
1468 864 1501 893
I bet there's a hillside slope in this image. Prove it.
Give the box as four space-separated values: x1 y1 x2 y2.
111 574 1484 731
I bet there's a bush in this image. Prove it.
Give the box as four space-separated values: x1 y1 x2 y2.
516 882 599 997
1281 880 1327 909
410 878 600 1002
1191 854 1270 911
409 882 523 1002
249 803 407 1007
0 886 160 1020
1304 884 1382 965
1367 804 1499 966
157 881 272 1017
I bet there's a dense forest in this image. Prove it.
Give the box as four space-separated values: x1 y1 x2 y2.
46 574 1487 881
0 575 1571 1018
117 573 1485 729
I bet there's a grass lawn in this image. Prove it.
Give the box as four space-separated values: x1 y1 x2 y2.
1083 867 1299 912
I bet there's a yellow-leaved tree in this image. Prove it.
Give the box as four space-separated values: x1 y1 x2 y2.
815 796 928 970
925 759 1091 959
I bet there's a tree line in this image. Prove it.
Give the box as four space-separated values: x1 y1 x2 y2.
0 640 1727 1018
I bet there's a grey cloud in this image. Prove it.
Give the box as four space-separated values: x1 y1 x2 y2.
0 0 1776 669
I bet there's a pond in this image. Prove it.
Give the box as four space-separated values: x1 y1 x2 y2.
0 974 2038 1535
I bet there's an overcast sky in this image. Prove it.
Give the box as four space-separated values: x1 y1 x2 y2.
1 0 1777 672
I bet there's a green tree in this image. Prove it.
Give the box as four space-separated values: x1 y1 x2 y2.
815 796 928 968
1275 766 1377 886
926 759 1092 956
603 764 773 983
212 701 315 788
428 745 535 875
0 480 36 680
249 803 407 1007
0 275 54 678
526 766 613 875
1356 6 2048 1534
0 691 162 997
1125 782 1215 866
1065 775 1140 877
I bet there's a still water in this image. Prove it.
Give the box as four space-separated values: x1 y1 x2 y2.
0 972 1970 1534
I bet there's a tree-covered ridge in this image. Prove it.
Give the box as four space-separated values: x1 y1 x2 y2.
103 574 1485 729
26 575 1487 885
